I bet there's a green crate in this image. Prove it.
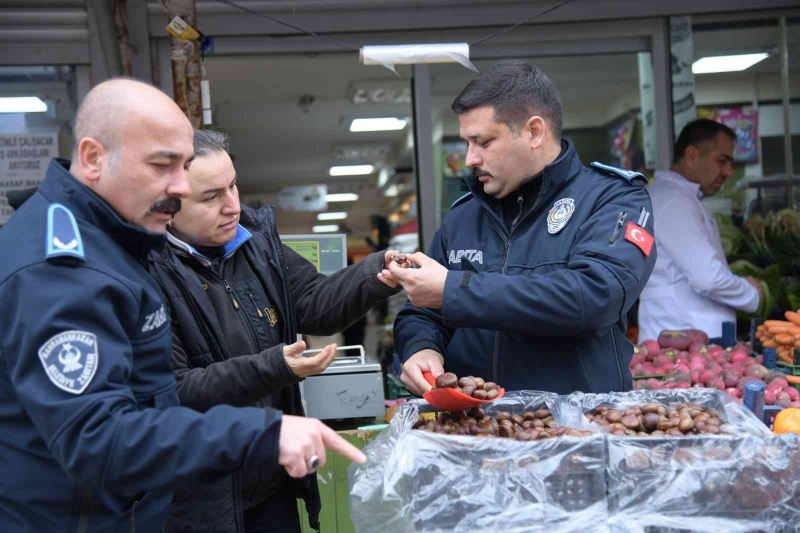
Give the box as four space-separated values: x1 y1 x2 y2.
298 427 384 533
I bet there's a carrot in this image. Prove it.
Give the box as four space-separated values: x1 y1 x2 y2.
786 311 800 326
768 325 794 335
787 375 800 385
765 320 792 327
775 334 796 346
762 339 777 348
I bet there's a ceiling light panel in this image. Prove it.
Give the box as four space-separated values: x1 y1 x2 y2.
349 117 408 132
317 212 347 221
325 193 359 202
312 224 339 233
330 164 375 176
692 53 769 74
0 96 47 113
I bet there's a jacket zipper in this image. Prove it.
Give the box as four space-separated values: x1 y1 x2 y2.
222 278 240 309
489 194 525 382
246 290 265 319
610 328 626 390
213 270 260 351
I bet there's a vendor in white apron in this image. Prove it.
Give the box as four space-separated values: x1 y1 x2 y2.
638 119 761 342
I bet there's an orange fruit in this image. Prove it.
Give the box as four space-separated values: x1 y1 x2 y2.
773 407 800 434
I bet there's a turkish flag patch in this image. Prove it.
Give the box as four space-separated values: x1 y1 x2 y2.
624 221 653 256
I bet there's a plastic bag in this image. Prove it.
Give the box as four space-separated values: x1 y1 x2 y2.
559 389 799 532
348 391 608 533
350 389 800 532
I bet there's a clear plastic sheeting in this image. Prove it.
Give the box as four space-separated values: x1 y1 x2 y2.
350 389 800 532
558 389 771 437
348 391 609 533
559 389 800 532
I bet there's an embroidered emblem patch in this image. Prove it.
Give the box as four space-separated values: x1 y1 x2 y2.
38 330 99 394
265 307 279 327
547 198 575 234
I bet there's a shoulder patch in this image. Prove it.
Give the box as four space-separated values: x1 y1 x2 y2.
590 162 646 186
450 192 473 209
38 330 99 394
45 203 84 262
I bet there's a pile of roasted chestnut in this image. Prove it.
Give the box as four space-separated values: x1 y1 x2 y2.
413 406 592 440
586 402 728 437
434 372 500 400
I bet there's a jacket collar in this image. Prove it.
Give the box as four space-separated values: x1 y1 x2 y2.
465 138 582 231
166 224 253 267
36 158 166 259
654 169 704 200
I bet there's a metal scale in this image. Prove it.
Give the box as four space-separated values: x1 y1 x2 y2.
299 345 384 420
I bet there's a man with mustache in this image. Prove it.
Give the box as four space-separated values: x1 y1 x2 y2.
0 78 365 532
385 61 656 396
146 129 401 532
638 118 763 341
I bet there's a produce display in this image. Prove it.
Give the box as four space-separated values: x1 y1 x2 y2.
730 209 800 317
754 310 800 363
632 328 800 410
413 406 592 439
585 402 726 436
433 372 501 400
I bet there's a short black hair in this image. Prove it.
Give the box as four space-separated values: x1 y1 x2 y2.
673 118 736 163
451 60 563 137
193 129 229 158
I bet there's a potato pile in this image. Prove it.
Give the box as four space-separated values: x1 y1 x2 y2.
435 372 500 400
586 402 727 437
413 406 592 440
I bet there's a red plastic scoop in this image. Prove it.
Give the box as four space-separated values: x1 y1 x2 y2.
421 371 505 411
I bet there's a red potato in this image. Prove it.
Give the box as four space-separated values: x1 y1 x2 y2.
707 345 724 356
658 330 693 351
642 340 660 357
689 342 708 354
722 368 741 388
674 362 690 374
786 387 799 402
769 377 789 391
764 389 777 405
744 364 769 380
776 391 792 409
726 387 741 399
729 348 749 364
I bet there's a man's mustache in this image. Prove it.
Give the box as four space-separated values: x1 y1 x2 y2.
148 196 182 216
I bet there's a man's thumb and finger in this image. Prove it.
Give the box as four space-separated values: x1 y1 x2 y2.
283 340 306 358
321 423 367 464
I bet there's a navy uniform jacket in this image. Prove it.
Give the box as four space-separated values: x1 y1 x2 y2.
394 140 656 393
0 159 281 531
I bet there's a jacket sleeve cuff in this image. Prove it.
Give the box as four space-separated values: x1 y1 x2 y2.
402 340 446 363
243 409 283 469
364 250 402 297
257 344 303 389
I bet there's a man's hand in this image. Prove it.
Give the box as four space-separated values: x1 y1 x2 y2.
278 415 367 478
400 349 445 396
283 341 337 378
377 249 410 289
384 252 448 309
